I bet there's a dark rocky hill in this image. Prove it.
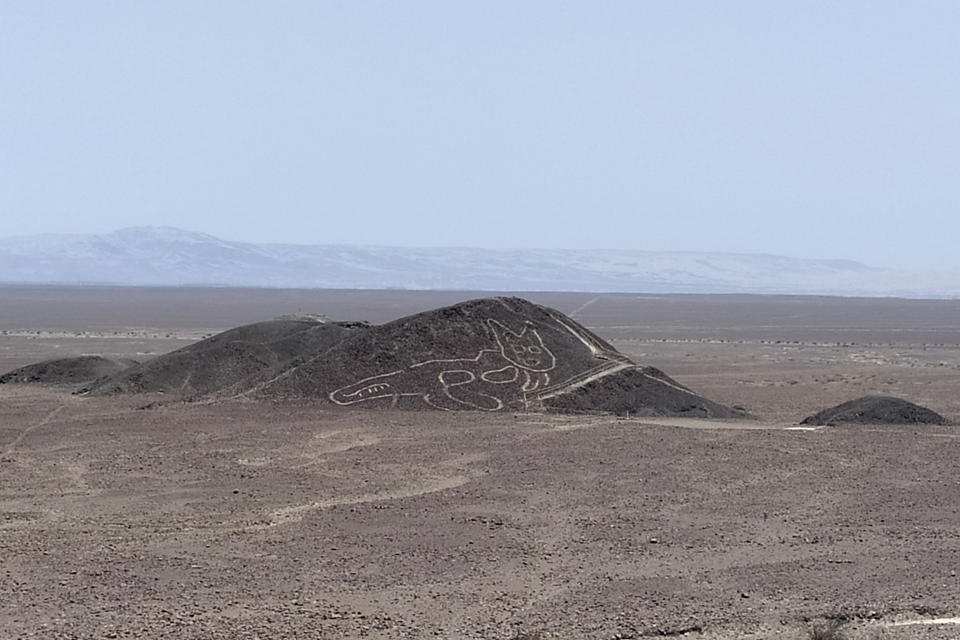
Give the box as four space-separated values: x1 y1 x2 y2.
86 319 366 397
0 356 134 385
542 365 741 417
801 395 950 426
247 297 740 417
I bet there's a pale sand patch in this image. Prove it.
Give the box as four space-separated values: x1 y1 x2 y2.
308 430 381 455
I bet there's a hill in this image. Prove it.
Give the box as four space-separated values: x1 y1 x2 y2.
0 356 134 385
86 318 366 397
247 297 741 417
801 396 950 426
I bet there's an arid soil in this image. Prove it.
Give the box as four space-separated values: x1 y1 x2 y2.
2 286 960 639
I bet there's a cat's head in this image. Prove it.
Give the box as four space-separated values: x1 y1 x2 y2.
487 319 556 372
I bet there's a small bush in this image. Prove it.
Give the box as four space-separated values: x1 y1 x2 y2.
809 618 848 640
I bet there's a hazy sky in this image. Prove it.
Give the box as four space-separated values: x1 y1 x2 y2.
2 2 958 268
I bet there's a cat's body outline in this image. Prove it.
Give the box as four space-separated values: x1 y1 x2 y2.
329 319 556 411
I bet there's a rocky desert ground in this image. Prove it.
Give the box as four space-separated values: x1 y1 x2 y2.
2 286 959 639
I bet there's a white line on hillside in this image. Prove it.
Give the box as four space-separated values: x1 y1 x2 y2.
640 370 699 397
536 361 635 400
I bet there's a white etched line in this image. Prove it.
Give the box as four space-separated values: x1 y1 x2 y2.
884 617 960 627
256 474 470 528
640 371 700 397
568 295 601 318
4 405 66 456
537 362 634 400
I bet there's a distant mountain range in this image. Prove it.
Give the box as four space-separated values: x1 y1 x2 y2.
0 226 957 297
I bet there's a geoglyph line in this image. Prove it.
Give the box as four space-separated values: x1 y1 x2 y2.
552 313 633 364
536 361 634 400
882 617 960 627
640 370 701 397
3 405 66 456
234 312 646 413
329 318 558 411
225 364 302 400
568 295 602 318
256 474 470 528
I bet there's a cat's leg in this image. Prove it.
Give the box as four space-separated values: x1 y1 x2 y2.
520 370 551 410
422 369 474 411
430 369 504 411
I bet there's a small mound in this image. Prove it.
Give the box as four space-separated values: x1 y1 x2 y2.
0 356 134 385
801 395 950 426
248 296 735 417
86 318 366 397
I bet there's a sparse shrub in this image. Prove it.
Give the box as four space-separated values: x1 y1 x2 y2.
809 618 848 640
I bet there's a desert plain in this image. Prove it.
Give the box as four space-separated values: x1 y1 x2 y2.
2 286 959 639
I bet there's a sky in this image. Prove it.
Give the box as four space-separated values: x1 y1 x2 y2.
1 1 959 269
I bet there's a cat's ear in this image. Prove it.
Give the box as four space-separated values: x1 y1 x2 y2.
487 319 522 343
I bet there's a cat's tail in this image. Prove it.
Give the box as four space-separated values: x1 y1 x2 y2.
329 370 404 406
